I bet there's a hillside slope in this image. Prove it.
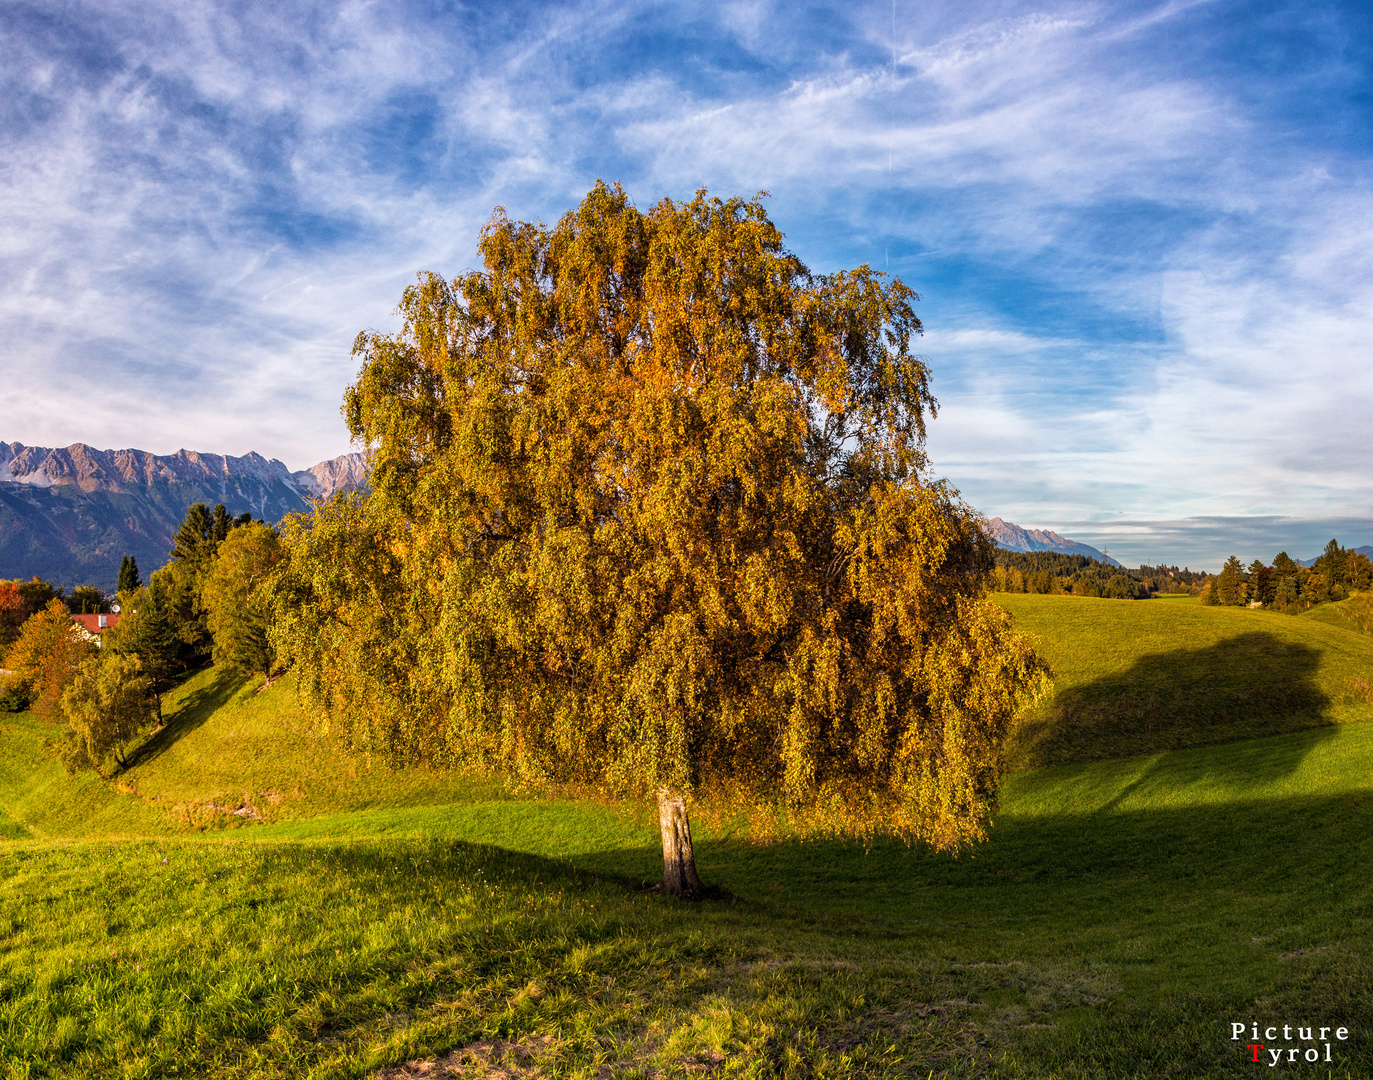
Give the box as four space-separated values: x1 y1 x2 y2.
4 596 1371 838
0 601 1370 1078
996 592 1373 768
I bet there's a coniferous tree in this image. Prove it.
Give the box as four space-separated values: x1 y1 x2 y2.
211 503 232 544
1248 560 1274 606
1317 539 1345 598
106 585 180 718
1216 556 1245 606
157 502 240 667
171 503 215 565
117 555 141 594
202 522 283 684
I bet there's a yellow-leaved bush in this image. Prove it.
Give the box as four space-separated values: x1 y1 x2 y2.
271 183 1047 851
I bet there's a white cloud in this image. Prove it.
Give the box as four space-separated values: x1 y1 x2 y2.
0 0 1369 558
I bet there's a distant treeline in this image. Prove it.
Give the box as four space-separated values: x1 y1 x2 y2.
990 551 1203 600
991 541 1372 610
1203 542 1372 612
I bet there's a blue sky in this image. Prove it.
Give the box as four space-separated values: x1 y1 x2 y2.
2 0 1371 567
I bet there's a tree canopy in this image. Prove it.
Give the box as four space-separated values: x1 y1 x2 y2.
273 184 1045 879
59 653 156 774
2 598 94 722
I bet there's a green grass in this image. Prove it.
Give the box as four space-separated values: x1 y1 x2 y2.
1301 593 1373 637
995 593 1373 768
0 596 1370 1078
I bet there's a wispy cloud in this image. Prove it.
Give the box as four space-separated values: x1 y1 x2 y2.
0 0 1370 566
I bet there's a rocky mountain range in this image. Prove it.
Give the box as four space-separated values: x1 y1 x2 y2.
985 517 1123 567
0 441 367 590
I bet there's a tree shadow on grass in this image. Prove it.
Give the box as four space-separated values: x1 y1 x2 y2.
124 669 246 769
202 801 1373 1079
1007 631 1335 771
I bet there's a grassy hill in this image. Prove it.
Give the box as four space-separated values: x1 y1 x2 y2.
1301 592 1373 637
995 592 1373 768
0 596 1370 1078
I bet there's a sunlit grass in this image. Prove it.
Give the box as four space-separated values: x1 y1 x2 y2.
0 596 1370 1077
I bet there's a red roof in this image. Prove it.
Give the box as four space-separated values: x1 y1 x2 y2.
71 612 120 634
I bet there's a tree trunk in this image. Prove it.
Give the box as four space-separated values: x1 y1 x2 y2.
656 788 704 896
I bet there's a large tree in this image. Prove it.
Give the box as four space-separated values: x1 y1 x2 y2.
273 184 1045 893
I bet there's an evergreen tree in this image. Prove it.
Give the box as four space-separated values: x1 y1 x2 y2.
1248 560 1274 606
171 503 215 564
1272 551 1299 576
117 555 141 594
106 584 181 720
1317 538 1345 595
1216 556 1245 606
155 502 243 669
211 503 232 544
202 522 283 684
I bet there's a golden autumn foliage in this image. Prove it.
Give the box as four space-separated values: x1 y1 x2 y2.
2 598 95 723
272 183 1046 851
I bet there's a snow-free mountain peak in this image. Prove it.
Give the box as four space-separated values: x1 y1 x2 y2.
0 441 368 589
986 517 1122 567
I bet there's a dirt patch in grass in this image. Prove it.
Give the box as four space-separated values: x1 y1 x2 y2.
378 1035 557 1079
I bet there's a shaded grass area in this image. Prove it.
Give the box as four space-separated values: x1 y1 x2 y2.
996 594 1373 768
2 722 1370 1078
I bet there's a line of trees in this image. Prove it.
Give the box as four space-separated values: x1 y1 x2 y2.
992 541 1372 613
0 502 282 775
989 551 1209 600
1203 542 1373 611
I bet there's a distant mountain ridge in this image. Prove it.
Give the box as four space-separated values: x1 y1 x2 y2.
0 441 367 590
1298 545 1373 568
986 517 1122 567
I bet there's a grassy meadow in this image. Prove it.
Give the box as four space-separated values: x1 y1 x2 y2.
0 596 1369 1077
